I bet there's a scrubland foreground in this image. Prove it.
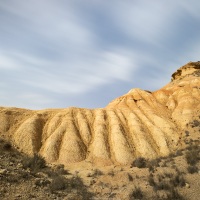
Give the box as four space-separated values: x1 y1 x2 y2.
0 137 199 199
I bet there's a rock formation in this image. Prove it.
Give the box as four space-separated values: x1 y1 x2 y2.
0 62 199 166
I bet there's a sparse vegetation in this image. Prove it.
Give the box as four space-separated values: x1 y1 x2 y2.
54 164 69 175
132 157 147 168
187 165 198 174
108 170 115 177
170 173 185 187
0 132 199 200
185 146 199 166
130 186 144 200
166 188 185 200
50 175 66 191
190 119 200 127
2 142 12 151
175 149 183 157
128 173 133 181
0 139 12 151
93 169 104 177
22 154 46 173
147 158 160 172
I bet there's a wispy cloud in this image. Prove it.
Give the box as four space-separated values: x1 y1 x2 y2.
0 0 200 109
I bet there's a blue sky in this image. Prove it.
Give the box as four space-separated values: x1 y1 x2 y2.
0 0 200 109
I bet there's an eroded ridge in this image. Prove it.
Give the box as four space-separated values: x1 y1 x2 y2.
0 62 199 166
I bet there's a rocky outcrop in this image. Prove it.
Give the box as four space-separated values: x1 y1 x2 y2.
171 61 200 81
0 62 199 166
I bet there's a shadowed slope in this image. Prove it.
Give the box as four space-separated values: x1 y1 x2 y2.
0 62 199 166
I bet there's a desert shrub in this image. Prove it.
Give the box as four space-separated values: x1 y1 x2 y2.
187 165 198 174
2 142 12 151
68 176 94 200
132 157 147 168
18 170 30 179
130 186 144 200
0 139 12 152
50 175 66 191
163 173 173 178
170 174 185 187
166 188 185 200
168 153 175 159
5 175 19 183
128 173 133 181
175 149 183 157
154 180 171 191
190 120 200 127
153 174 171 191
22 154 46 173
147 158 160 172
185 130 190 137
185 148 199 165
186 143 199 151
35 178 51 187
54 164 69 175
93 169 104 177
108 170 115 177
148 174 156 187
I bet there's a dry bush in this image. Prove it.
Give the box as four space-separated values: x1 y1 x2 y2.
187 165 198 174
190 120 200 127
128 173 133 181
0 139 12 151
175 149 183 157
185 146 200 166
166 188 185 200
130 186 144 200
93 169 104 177
50 175 66 192
148 174 156 187
22 154 46 173
68 176 94 200
132 157 147 168
108 170 115 177
149 170 185 193
3 142 12 151
170 174 185 187
54 164 69 175
147 158 161 172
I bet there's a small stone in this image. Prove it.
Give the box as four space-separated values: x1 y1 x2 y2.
185 183 190 188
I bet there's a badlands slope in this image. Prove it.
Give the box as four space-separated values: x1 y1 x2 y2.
0 62 200 166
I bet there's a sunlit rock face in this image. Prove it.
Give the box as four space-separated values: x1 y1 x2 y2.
0 62 199 166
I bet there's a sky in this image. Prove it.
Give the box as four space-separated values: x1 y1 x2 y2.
0 0 200 110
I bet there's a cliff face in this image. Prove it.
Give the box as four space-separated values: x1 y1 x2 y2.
0 62 199 166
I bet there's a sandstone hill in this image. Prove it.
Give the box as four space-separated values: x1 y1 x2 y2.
0 62 200 167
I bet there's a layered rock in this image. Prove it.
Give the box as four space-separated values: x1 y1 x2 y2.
0 62 199 166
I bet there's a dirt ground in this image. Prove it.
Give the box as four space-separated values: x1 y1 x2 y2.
0 138 199 200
